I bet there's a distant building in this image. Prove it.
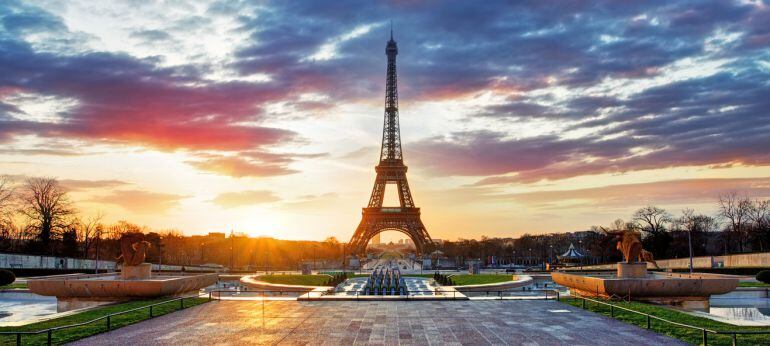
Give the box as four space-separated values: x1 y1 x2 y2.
371 233 381 245
207 232 226 240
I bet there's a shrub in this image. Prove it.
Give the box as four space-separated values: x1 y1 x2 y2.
756 270 770 284
0 269 15 286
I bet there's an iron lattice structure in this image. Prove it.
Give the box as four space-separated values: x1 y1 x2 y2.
348 31 432 255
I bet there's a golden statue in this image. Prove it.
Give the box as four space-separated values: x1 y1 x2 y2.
116 233 151 266
603 229 659 268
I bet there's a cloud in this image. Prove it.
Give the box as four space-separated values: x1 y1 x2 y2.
210 190 281 208
186 156 298 177
0 1 296 154
60 179 130 191
2 0 770 186
129 29 172 42
413 73 770 184
0 148 84 156
0 175 130 191
504 177 770 209
89 190 187 213
280 192 339 211
185 151 325 178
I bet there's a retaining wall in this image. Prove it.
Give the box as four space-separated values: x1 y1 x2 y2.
577 252 770 270
0 252 221 273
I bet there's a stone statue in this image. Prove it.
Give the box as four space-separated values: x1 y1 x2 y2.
116 233 151 266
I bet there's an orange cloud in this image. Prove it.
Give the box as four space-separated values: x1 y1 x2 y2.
211 190 281 208
89 190 187 214
506 177 770 209
186 156 298 177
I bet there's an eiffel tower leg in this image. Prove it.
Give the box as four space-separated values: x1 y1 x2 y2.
349 219 369 256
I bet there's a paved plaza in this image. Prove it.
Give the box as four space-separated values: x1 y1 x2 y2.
73 300 684 345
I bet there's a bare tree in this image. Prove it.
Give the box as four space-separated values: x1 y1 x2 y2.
748 199 769 230
17 177 75 249
75 212 105 258
747 199 769 251
632 205 672 234
717 193 752 252
0 175 14 219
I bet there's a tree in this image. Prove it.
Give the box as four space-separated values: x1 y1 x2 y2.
75 213 104 258
718 193 752 252
632 205 672 234
747 199 770 251
0 176 13 218
0 176 17 251
675 209 717 272
17 177 75 251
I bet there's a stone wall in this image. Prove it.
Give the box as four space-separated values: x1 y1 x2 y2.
0 252 221 272
577 252 770 270
0 252 117 270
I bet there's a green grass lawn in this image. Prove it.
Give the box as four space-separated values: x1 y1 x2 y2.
0 282 28 290
256 274 332 286
447 274 516 286
560 297 770 345
0 296 208 345
738 281 770 287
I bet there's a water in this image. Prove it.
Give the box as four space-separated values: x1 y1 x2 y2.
335 275 444 296
706 296 770 326
0 292 57 325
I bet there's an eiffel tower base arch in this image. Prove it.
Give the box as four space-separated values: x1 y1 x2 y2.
348 208 430 256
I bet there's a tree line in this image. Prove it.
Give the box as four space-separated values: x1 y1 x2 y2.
1 175 768 268
0 176 346 269
429 193 770 266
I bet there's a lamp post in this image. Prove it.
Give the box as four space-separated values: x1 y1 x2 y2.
229 230 234 272
94 227 101 274
687 229 694 274
579 239 583 269
528 248 532 266
265 251 270 274
513 250 516 267
549 245 553 264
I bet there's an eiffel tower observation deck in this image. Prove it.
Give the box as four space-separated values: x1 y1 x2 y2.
348 28 432 256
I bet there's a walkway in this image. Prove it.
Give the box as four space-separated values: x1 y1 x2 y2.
72 300 684 345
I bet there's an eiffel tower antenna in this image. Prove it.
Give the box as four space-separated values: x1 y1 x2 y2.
390 20 393 40
348 28 432 256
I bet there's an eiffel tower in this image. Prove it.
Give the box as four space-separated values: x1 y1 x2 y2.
348 29 432 255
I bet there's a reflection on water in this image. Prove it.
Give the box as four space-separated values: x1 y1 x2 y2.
707 297 770 325
0 292 57 325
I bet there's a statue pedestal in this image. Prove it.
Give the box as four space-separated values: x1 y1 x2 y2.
617 262 647 278
121 263 152 280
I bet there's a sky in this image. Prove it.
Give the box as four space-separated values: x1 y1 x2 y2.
1 0 770 242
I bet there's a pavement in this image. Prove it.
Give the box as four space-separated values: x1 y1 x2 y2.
71 299 685 345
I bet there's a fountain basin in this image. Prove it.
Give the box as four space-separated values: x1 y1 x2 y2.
552 271 738 309
28 272 217 311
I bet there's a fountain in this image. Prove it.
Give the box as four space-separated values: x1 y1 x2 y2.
364 268 407 296
552 230 738 309
28 234 216 312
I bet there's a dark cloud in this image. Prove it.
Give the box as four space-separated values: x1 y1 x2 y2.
129 29 172 42
1 0 769 184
